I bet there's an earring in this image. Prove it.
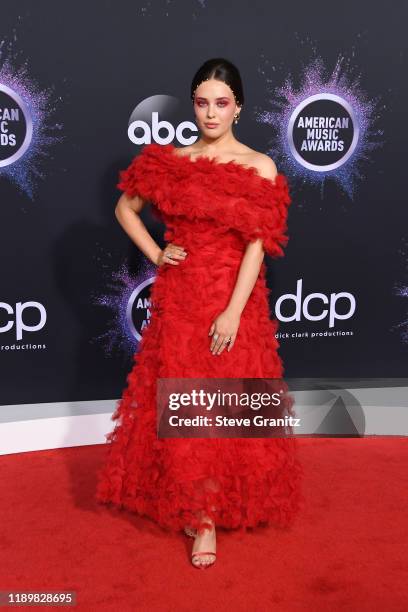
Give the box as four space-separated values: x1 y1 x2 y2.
234 113 240 125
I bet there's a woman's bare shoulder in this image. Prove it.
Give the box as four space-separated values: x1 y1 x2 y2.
228 144 278 179
245 148 278 181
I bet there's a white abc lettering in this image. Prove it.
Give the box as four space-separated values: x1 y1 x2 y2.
275 279 355 328
0 301 47 340
128 112 197 145
128 119 149 144
151 112 174 144
175 121 197 145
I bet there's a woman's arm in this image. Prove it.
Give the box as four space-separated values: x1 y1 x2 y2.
115 194 187 267
226 240 265 315
209 155 277 355
115 193 162 265
209 241 264 355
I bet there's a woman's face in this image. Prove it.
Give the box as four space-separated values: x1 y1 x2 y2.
193 78 241 137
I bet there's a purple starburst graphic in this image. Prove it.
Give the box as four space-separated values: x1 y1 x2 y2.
91 256 157 360
0 33 63 199
255 54 384 199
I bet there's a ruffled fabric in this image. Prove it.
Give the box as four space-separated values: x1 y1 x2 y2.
96 143 304 534
116 142 292 258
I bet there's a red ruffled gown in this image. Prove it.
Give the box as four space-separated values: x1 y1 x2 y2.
95 143 304 533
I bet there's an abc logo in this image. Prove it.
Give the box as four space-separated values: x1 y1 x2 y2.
127 95 198 146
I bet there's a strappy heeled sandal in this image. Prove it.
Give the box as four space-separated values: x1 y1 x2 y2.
186 524 216 568
191 550 216 569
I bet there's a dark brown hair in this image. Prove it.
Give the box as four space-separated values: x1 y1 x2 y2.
191 57 244 106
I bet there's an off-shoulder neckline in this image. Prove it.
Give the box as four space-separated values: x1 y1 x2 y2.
149 142 283 188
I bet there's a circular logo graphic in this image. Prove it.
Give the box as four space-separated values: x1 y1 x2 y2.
287 93 359 172
0 84 33 168
128 94 197 146
126 277 154 341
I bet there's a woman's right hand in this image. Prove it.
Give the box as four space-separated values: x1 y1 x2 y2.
156 243 188 267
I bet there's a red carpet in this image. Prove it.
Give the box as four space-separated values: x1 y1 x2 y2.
1 438 407 611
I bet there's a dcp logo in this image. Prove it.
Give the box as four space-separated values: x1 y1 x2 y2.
275 279 356 328
0 301 47 340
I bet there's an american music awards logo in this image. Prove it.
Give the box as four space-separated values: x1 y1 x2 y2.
287 93 359 172
0 84 33 165
0 42 63 199
255 54 384 199
92 259 157 356
126 277 154 342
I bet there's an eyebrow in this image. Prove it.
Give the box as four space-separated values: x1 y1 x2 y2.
195 96 230 100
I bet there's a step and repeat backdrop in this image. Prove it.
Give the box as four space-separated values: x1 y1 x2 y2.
1 1 407 408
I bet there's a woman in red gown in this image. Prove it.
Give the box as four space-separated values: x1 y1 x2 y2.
96 58 304 569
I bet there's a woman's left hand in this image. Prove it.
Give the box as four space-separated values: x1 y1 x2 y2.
208 308 241 355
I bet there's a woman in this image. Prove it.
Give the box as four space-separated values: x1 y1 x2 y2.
96 58 304 569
